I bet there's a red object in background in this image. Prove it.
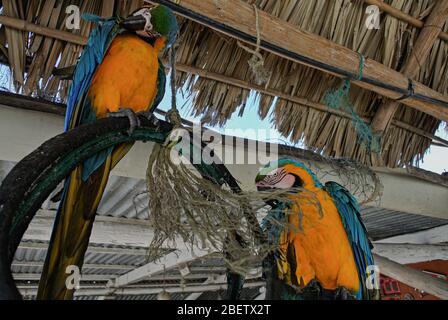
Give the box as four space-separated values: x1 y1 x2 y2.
380 276 402 300
381 277 401 295
380 260 447 300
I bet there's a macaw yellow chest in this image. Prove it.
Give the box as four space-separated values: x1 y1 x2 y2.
278 189 360 292
88 34 161 117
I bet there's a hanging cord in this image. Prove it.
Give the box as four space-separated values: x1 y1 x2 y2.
322 52 380 152
396 78 415 101
157 265 171 300
237 4 271 86
165 46 182 128
323 52 365 109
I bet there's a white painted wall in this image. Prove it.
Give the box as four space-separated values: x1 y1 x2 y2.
1 105 447 219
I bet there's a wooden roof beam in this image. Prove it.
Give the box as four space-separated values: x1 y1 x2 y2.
372 243 448 264
0 15 87 46
370 1 448 138
363 0 448 42
150 0 448 122
173 64 448 148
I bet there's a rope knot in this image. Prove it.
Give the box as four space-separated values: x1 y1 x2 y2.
165 108 182 128
237 4 271 86
247 54 271 86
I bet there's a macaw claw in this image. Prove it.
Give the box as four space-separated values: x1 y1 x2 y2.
107 108 141 135
137 110 159 127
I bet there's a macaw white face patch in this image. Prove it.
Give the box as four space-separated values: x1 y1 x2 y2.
257 168 296 190
133 8 156 38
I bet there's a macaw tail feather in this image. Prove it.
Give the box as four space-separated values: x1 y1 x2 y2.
37 143 133 300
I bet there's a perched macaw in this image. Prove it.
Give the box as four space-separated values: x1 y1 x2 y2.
37 5 178 300
255 159 379 300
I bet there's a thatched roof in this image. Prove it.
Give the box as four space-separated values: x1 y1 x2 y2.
0 0 144 99
0 0 447 168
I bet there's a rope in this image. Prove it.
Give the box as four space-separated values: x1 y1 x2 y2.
237 4 271 86
396 78 415 101
355 52 365 81
322 52 380 153
165 46 182 128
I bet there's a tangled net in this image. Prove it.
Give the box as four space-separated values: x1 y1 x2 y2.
145 142 328 275
312 157 382 206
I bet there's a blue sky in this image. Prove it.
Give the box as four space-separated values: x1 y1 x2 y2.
159 83 448 174
419 129 448 174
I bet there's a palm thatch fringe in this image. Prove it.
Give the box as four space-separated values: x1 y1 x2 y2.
0 0 446 168
173 0 447 167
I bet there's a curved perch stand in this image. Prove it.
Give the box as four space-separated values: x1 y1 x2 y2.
0 115 252 300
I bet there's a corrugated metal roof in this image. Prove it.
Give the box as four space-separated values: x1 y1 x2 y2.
13 241 166 277
115 293 189 300
361 207 448 240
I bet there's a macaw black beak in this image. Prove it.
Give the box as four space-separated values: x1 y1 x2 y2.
256 180 272 192
257 185 279 207
121 15 147 31
257 186 273 192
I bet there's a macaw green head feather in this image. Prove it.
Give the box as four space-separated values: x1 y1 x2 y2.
122 4 178 48
150 5 178 48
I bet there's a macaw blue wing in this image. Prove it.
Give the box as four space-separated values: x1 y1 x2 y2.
64 15 121 180
325 181 374 300
65 14 120 131
149 58 167 113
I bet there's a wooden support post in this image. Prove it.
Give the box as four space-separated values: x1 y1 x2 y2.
371 1 448 137
374 254 448 300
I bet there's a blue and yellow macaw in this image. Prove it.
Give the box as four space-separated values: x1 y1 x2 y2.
255 159 379 300
37 5 178 300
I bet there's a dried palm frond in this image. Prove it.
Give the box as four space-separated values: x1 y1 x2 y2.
0 0 446 168
173 0 446 168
